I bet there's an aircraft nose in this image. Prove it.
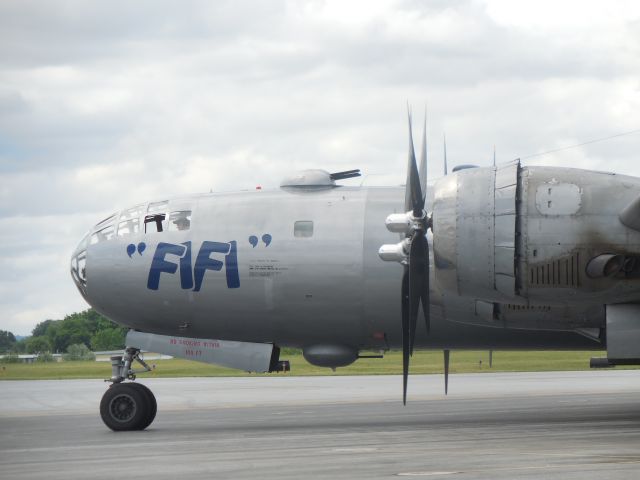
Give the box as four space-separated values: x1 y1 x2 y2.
70 232 90 300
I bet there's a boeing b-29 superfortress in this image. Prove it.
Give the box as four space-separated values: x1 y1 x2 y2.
70 112 640 430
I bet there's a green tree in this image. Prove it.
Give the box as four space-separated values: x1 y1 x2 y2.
25 336 52 354
54 315 91 351
11 339 26 354
0 330 16 353
32 319 55 337
44 321 62 352
63 343 95 361
30 309 126 353
91 328 125 351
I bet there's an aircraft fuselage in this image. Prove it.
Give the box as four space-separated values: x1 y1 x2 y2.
71 164 640 353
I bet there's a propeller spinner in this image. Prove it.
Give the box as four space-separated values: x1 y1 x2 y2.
378 109 432 404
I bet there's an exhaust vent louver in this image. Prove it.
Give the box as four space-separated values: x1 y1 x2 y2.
529 252 580 288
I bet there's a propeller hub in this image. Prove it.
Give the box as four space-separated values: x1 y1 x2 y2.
409 210 428 232
378 239 410 263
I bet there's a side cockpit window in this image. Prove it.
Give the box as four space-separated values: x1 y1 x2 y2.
88 214 116 245
117 205 142 237
168 210 192 231
71 251 87 284
70 232 89 295
118 218 140 236
142 201 192 233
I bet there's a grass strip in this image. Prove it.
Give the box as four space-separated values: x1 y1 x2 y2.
0 350 634 381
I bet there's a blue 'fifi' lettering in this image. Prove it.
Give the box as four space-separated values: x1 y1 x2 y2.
147 241 239 291
179 241 194 290
147 242 185 290
193 241 239 291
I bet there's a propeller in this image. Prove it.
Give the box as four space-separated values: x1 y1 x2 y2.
380 107 432 404
401 111 430 404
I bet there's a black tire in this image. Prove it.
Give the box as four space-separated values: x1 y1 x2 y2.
125 382 157 430
100 383 148 431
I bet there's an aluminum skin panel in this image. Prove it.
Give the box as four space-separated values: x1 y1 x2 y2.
495 185 517 215
456 167 495 298
521 167 640 305
495 162 519 189
495 246 515 275
495 215 516 249
535 183 581 215
606 304 640 359
432 175 458 292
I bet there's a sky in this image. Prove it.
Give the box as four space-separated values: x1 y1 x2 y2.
1 0 639 336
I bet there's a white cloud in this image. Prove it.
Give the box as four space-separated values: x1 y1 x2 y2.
486 0 640 30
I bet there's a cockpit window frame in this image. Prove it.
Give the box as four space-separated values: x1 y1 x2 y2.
147 201 169 214
94 214 116 229
90 224 115 245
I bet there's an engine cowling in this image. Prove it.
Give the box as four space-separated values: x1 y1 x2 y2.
432 161 520 302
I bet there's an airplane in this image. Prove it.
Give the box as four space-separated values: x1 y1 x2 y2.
70 112 640 431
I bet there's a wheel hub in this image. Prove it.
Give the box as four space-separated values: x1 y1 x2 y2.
109 394 136 422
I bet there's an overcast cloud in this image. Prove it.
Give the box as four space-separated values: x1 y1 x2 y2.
1 0 639 335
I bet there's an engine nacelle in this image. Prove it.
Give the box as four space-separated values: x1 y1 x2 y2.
432 162 520 302
432 162 640 307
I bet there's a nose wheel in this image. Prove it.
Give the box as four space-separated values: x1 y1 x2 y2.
100 382 157 431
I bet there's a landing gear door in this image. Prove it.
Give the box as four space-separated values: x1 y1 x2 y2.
606 304 640 361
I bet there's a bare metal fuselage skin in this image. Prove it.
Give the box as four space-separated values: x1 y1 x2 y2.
71 164 640 353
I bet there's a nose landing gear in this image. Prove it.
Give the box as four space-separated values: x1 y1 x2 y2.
100 347 157 431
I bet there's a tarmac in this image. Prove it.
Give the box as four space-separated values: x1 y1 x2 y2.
1 371 640 479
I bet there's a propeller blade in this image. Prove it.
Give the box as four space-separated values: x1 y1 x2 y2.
444 349 450 395
401 268 410 405
419 113 431 337
409 232 428 355
422 237 430 335
405 109 423 216
443 133 448 176
419 109 427 202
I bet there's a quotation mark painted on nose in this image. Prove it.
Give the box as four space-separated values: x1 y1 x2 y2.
248 234 272 248
126 242 147 258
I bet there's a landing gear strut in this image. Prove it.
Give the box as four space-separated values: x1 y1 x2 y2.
100 347 157 431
